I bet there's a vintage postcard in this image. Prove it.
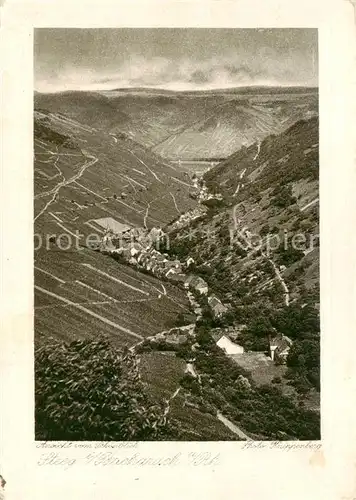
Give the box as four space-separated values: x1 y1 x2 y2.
1 1 355 499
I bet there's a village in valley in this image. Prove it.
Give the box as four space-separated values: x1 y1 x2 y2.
34 28 320 442
94 175 295 391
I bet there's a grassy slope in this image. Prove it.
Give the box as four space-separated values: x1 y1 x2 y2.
34 96 320 440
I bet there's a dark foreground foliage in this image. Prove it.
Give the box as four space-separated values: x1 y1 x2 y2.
35 338 173 441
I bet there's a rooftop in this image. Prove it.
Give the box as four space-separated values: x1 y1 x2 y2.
94 217 131 234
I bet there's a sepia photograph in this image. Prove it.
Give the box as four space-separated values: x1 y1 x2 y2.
33 28 320 442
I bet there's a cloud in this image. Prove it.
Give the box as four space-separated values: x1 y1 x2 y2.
35 52 317 93
189 69 213 84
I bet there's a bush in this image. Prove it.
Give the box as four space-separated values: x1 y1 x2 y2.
260 224 270 237
272 185 296 208
174 312 194 327
35 338 172 441
202 198 224 210
277 246 305 267
190 339 320 440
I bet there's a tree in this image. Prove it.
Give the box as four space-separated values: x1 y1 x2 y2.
272 184 296 208
246 315 273 338
260 224 270 237
35 338 172 441
271 304 319 339
196 327 215 348
277 246 305 267
287 338 320 391
174 312 193 327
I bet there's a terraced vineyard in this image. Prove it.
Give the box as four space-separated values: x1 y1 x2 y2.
34 110 194 347
35 248 190 346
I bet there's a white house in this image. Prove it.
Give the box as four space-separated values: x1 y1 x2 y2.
216 335 244 355
186 257 195 267
130 245 140 257
165 268 177 278
269 333 293 363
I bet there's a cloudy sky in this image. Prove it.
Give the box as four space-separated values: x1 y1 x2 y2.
34 28 318 92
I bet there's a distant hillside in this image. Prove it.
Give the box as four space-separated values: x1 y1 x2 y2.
34 109 196 229
34 87 318 160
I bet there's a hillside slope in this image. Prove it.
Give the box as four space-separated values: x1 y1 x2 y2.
33 99 320 440
35 87 318 160
164 117 320 413
168 116 319 308
34 109 195 347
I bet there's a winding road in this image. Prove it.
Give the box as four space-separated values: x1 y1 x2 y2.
217 411 252 440
143 202 151 229
34 151 99 222
266 257 290 306
170 192 180 214
300 197 319 212
231 137 290 307
125 146 163 184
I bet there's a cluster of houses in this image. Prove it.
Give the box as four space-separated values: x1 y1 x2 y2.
208 295 229 317
142 321 293 388
99 218 294 389
99 225 229 319
191 176 223 202
167 206 207 232
167 178 223 232
211 327 293 385
197 180 223 203
212 327 292 363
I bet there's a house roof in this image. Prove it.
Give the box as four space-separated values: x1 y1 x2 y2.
193 276 208 288
129 242 142 251
122 248 132 258
213 304 228 315
171 273 186 282
208 295 224 307
210 328 225 342
184 274 208 289
165 333 188 344
216 335 244 355
208 295 227 314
